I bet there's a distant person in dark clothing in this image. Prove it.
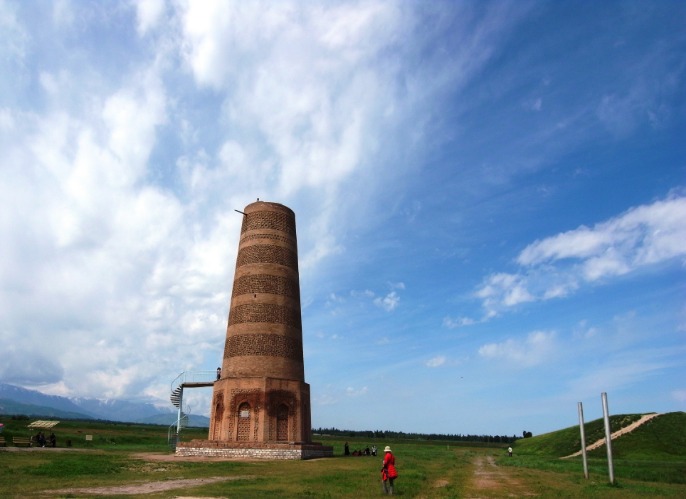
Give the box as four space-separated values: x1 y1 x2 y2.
216 367 221 380
49 433 56 448
344 441 350 456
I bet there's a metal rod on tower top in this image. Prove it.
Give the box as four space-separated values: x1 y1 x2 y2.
601 392 615 484
577 402 589 479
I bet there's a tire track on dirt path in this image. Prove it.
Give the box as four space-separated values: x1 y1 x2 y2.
562 412 661 459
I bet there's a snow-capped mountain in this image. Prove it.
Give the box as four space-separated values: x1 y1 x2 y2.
0 383 188 424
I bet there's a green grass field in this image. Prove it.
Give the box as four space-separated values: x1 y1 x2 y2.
0 413 684 498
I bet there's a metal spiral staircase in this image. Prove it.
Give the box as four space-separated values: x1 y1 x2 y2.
168 371 216 448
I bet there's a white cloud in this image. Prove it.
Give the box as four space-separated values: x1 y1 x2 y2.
346 386 368 397
102 71 167 179
0 0 432 407
426 356 446 368
348 287 404 312
518 227 611 265
134 0 165 35
173 0 425 277
478 331 557 367
374 291 400 312
52 0 75 28
179 1 402 89
572 320 599 340
476 194 686 316
0 108 14 130
517 194 686 269
475 272 535 311
0 59 233 402
443 316 477 329
0 2 28 62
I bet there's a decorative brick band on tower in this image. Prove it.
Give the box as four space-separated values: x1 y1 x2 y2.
176 201 332 459
223 202 304 378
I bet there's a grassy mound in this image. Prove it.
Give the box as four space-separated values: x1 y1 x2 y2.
513 412 686 460
506 412 686 485
587 412 686 461
513 413 645 457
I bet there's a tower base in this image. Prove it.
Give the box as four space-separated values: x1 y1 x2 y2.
176 440 333 460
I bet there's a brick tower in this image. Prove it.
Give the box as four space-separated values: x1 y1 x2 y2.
177 201 331 459
210 200 310 443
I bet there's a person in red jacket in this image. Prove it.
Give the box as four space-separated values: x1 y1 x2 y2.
381 445 398 494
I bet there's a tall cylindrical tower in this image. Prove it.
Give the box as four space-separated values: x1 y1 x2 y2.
223 201 304 380
209 201 311 444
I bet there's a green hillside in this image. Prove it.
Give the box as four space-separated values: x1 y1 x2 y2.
0 398 93 421
587 412 686 461
513 412 686 460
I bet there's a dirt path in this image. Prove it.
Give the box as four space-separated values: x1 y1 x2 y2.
49 476 242 496
563 412 661 458
465 454 535 497
43 453 254 497
131 452 255 462
471 455 510 490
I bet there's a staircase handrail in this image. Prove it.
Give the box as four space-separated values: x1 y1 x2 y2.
177 411 189 428
168 413 188 449
170 371 216 392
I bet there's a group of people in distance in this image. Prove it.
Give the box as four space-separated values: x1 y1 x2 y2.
34 431 56 447
343 441 377 457
344 442 398 494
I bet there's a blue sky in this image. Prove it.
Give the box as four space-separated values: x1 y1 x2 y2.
1 1 684 437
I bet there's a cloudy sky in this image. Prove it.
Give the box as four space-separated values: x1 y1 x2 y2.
1 0 684 436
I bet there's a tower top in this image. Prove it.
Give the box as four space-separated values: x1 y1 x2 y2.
244 200 295 215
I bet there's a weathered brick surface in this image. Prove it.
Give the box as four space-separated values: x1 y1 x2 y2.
232 274 299 298
240 207 296 235
228 303 302 328
224 334 303 361
241 232 294 247
236 244 298 270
